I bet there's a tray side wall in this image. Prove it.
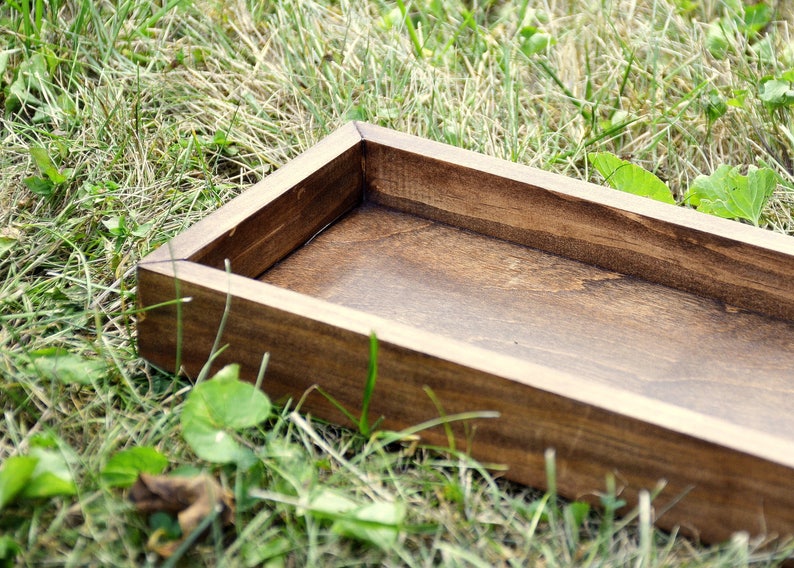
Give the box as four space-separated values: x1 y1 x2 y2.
359 124 794 321
137 260 794 545
141 122 363 277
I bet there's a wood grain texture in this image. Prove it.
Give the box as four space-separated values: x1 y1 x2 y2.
260 204 794 438
357 122 794 321
138 258 794 544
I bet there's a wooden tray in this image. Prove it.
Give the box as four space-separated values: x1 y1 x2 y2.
137 122 794 543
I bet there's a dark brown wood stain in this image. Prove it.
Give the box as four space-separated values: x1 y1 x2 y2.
260 204 794 436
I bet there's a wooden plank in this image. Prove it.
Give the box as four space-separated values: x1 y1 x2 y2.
259 203 794 439
142 122 363 277
137 258 794 545
356 122 794 321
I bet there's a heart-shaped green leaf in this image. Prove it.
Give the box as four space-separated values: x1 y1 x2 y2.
181 364 271 464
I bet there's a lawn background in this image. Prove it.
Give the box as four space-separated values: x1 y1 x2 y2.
2 0 794 565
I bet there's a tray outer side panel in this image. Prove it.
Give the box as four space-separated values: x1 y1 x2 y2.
137 260 794 544
357 123 794 321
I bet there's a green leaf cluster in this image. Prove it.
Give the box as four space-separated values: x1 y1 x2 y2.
101 213 154 266
102 216 152 239
685 165 776 226
590 152 777 226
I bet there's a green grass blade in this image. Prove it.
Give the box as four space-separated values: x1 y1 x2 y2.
358 332 379 437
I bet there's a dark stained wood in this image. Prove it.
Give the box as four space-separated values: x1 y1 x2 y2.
142 122 363 277
138 258 794 545
137 121 794 546
358 122 794 321
260 203 794 438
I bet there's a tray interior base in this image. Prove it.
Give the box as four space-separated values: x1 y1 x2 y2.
259 203 794 437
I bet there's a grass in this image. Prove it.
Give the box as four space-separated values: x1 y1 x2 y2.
2 0 794 565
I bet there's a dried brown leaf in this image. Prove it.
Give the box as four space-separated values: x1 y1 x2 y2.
129 473 234 557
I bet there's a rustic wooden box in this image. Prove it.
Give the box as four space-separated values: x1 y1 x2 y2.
138 122 794 543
